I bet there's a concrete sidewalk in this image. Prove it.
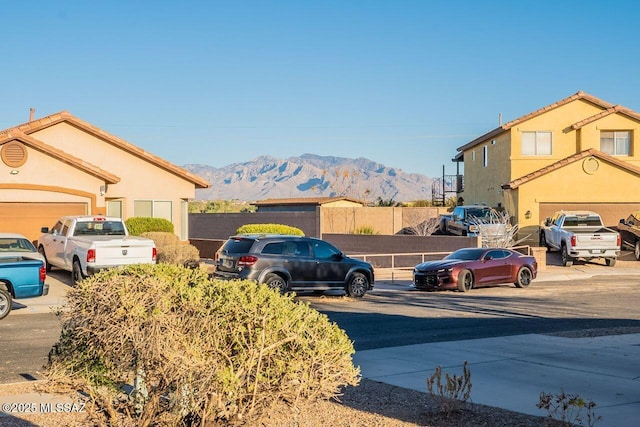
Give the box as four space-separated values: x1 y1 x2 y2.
354 333 640 427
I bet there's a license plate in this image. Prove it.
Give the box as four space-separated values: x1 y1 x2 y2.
223 260 234 268
592 249 603 254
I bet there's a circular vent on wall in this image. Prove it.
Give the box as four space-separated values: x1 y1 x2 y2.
1 141 28 167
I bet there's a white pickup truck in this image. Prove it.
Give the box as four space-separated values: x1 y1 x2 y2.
539 211 620 267
38 215 157 284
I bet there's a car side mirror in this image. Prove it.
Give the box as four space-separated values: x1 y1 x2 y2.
544 218 551 226
41 227 49 233
332 253 344 261
484 256 492 262
620 218 625 224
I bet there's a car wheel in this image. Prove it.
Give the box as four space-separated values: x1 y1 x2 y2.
264 273 287 294
605 258 616 267
514 266 533 288
457 269 473 292
0 288 11 320
345 272 368 298
72 259 85 285
635 241 640 261
561 244 573 267
38 246 52 272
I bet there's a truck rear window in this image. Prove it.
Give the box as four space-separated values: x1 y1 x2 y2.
74 221 126 236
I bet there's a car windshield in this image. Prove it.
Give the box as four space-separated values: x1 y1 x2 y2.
0 238 36 252
445 248 485 261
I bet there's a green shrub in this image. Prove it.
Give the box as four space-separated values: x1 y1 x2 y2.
236 223 305 236
47 264 359 426
125 217 174 236
353 225 379 235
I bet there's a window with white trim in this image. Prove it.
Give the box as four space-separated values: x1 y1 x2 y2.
600 131 630 155
522 131 552 155
134 200 172 221
483 146 488 167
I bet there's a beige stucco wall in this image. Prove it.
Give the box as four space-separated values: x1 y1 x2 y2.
320 206 447 235
512 157 640 236
31 123 196 237
462 131 511 207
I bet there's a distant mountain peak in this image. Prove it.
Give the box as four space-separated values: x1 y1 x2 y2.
184 154 433 202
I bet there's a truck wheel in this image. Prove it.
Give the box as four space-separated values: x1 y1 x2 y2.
38 246 52 272
561 244 573 267
72 259 85 285
635 241 640 261
605 258 617 267
0 288 12 320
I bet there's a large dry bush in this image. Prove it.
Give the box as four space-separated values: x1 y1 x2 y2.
142 231 201 267
47 264 359 426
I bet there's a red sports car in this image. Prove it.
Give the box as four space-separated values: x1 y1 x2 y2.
413 248 537 292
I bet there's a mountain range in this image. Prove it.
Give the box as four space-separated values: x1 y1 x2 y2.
184 154 435 202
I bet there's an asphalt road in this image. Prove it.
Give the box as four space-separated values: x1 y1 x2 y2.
2 272 640 383
300 274 640 350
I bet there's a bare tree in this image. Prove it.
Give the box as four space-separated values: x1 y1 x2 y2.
468 209 530 248
402 209 441 236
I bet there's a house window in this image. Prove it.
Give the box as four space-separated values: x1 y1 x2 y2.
522 131 552 155
106 200 122 218
483 146 488 167
471 150 475 161
134 200 172 221
601 131 630 155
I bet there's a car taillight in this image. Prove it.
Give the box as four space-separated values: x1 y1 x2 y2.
570 235 576 247
152 247 157 262
238 255 258 266
87 249 96 263
617 234 621 247
40 265 46 283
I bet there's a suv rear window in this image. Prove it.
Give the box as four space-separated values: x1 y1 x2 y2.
221 238 255 254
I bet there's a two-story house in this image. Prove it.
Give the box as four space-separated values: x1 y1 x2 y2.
453 91 640 243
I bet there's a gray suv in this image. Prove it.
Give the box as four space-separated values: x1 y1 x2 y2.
213 235 374 297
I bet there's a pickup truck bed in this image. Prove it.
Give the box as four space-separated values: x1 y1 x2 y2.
0 256 48 320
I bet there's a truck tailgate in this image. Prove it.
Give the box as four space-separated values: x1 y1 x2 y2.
574 232 618 249
90 237 155 266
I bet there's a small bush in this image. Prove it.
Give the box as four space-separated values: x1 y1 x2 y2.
125 217 174 236
426 361 472 417
47 264 359 425
236 223 305 236
141 231 200 267
537 389 602 427
353 225 379 235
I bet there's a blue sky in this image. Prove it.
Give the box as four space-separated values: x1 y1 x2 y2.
2 0 639 176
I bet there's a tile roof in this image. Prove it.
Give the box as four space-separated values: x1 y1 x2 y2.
456 91 621 153
6 111 210 188
254 196 364 206
0 130 120 183
501 148 640 190
571 105 640 130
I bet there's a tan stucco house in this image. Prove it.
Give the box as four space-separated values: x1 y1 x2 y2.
0 111 209 241
454 91 640 242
